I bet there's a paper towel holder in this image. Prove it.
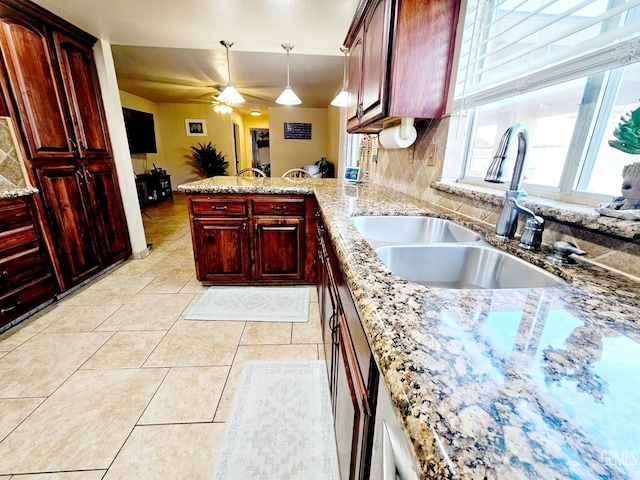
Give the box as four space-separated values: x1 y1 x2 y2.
400 117 415 140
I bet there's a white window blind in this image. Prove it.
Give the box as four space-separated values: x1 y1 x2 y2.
454 0 640 111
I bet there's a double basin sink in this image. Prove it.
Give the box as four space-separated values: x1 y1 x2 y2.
350 216 566 290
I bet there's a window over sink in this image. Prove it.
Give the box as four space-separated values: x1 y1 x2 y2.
449 0 640 204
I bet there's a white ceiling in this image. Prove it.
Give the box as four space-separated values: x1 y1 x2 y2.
31 0 361 114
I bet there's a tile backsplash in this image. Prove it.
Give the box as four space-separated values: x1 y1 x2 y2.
368 117 640 279
0 117 28 189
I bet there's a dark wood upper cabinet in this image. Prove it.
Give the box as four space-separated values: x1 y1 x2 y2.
0 7 73 159
345 0 461 133
53 31 112 159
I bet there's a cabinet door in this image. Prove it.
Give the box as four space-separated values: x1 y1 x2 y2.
34 163 101 286
53 31 111 159
334 314 373 480
0 7 73 160
359 0 393 126
346 30 364 131
253 217 305 281
82 161 130 265
192 218 250 282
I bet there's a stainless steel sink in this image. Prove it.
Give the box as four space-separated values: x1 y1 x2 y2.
351 215 482 250
375 244 567 289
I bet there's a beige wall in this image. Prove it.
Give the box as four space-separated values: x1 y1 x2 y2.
119 91 342 182
119 91 166 175
268 107 328 177
242 115 270 171
155 104 234 188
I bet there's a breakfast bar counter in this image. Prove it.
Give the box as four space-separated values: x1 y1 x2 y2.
179 177 640 479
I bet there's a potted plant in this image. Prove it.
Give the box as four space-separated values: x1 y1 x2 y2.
605 105 640 211
190 142 229 177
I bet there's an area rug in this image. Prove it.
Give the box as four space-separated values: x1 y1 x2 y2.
185 287 310 322
208 361 339 480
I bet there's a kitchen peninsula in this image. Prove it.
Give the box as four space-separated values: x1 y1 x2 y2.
179 176 640 479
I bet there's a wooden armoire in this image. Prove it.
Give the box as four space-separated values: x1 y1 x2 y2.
0 0 131 292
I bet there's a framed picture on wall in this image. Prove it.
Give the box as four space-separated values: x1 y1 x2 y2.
185 119 207 136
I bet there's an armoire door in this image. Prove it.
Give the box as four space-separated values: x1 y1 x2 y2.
53 30 112 159
0 5 74 160
83 161 130 265
34 163 101 286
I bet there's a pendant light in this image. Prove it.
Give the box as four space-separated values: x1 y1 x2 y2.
217 40 245 105
330 47 349 107
276 43 301 105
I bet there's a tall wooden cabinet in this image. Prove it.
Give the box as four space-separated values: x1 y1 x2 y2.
0 0 131 291
346 0 461 133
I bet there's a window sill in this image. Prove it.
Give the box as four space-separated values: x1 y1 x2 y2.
432 180 640 241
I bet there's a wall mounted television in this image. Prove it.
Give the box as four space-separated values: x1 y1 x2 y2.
122 108 157 154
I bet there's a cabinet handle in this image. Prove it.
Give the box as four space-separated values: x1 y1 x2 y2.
75 169 85 182
331 319 339 347
0 270 8 277
271 206 285 211
1 304 18 315
69 138 79 157
213 205 228 210
243 222 247 231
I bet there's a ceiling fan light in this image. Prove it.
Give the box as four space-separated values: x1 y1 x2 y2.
213 103 233 115
330 89 348 107
276 86 301 105
217 85 245 104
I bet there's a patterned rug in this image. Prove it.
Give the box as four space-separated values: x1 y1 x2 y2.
209 361 339 480
185 287 310 322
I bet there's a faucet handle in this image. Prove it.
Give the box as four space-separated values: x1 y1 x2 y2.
506 197 545 250
547 241 586 265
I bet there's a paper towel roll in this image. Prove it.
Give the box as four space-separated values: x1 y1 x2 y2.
378 124 417 149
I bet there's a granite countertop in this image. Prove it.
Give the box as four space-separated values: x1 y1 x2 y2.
0 186 38 200
179 177 640 479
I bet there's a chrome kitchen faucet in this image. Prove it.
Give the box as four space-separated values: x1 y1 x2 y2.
485 123 544 249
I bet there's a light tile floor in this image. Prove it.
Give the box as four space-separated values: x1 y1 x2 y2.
0 193 323 479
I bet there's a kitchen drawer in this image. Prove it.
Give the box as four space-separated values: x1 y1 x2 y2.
0 274 57 329
0 225 38 255
0 198 31 229
190 197 248 216
0 247 49 295
252 197 305 216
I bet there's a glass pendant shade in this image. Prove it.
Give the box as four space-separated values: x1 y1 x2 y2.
276 86 301 105
330 47 349 107
276 44 301 105
330 89 348 107
218 40 245 104
217 85 244 104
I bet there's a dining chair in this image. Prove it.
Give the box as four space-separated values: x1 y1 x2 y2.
237 168 266 177
281 168 312 178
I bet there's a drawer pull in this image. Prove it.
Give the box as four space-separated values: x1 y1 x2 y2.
271 206 285 211
1 304 18 315
0 270 7 277
213 205 228 211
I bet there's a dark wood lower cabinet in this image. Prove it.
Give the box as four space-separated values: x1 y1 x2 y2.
316 210 378 480
254 217 305 281
192 217 251 282
34 163 102 286
0 196 57 330
187 194 316 284
33 160 130 289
